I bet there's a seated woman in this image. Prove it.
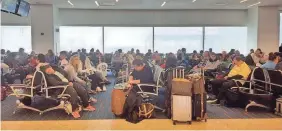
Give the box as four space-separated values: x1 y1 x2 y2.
261 52 279 70
78 55 108 92
40 65 95 118
65 55 97 97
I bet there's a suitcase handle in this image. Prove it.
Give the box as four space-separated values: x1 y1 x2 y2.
173 68 185 79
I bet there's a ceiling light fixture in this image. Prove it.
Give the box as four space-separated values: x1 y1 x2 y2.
161 1 166 7
67 0 74 6
240 0 248 3
95 1 100 6
192 0 197 2
116 0 119 2
248 1 261 8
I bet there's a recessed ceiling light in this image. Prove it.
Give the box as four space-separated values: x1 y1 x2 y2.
240 0 248 3
95 1 100 6
67 0 74 6
116 0 119 2
161 1 166 7
248 1 261 8
192 0 197 2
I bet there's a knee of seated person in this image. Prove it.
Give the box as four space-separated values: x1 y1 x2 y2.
222 81 233 89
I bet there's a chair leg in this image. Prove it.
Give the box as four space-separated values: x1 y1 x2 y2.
16 101 42 114
154 105 165 112
245 101 269 112
42 101 65 114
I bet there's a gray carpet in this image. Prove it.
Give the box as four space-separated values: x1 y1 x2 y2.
1 77 281 121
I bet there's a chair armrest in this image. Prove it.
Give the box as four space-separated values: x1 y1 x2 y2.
232 79 251 83
9 84 40 97
8 84 27 87
44 85 68 98
136 84 159 96
137 84 158 87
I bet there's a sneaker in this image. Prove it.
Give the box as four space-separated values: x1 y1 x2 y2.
102 86 107 91
208 99 220 105
207 99 218 103
72 111 81 118
96 87 102 92
83 105 96 111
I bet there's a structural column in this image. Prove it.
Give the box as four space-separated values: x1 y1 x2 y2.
30 5 55 54
247 6 280 54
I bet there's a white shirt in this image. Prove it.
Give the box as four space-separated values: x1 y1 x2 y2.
97 62 108 77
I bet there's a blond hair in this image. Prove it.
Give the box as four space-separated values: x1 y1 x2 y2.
69 55 81 72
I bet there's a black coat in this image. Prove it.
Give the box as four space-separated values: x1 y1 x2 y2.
44 66 69 86
123 87 143 123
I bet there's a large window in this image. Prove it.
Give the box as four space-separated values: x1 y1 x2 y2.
104 27 153 53
205 27 247 55
59 26 103 52
154 27 203 53
1 26 32 53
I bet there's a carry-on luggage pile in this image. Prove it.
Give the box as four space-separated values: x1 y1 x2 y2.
171 67 207 125
171 67 192 125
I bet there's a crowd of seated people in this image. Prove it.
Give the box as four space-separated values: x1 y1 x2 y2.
2 46 282 119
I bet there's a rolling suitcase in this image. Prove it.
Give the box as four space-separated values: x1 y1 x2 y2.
111 89 127 116
172 95 192 125
192 69 208 122
171 67 192 125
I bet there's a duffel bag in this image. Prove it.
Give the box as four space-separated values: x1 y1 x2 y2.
171 67 192 96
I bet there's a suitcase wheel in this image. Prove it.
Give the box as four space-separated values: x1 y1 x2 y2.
173 121 176 125
205 119 207 122
188 121 192 125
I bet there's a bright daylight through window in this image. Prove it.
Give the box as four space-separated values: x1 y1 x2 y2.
104 27 153 53
204 27 248 55
59 26 103 52
154 27 203 53
1 26 32 53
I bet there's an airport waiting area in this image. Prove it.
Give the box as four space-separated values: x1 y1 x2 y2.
1 0 282 130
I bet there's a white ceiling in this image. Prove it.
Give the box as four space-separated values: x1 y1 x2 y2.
27 0 282 9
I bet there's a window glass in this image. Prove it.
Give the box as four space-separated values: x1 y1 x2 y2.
1 26 32 53
104 27 153 53
59 26 103 52
154 27 203 53
204 27 247 55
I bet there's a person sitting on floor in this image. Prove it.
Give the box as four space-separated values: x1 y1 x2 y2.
261 52 279 70
40 65 95 118
208 56 251 105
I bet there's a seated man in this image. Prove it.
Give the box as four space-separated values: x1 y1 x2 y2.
40 65 95 118
128 59 154 93
208 56 251 105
